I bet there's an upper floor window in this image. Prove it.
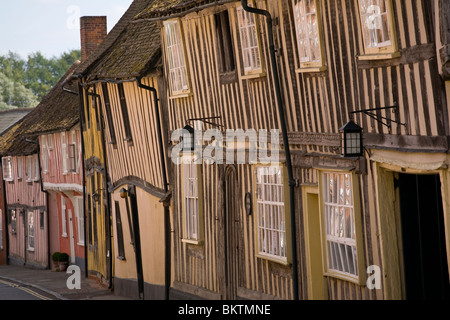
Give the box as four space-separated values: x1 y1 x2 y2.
236 6 264 76
41 135 49 174
255 165 289 264
62 131 78 174
215 10 236 75
2 157 13 181
292 0 326 71
26 155 39 182
117 83 133 144
358 0 398 59
164 19 190 96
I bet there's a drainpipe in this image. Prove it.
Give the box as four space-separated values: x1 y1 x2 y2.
1 156 10 264
241 0 299 300
136 76 171 301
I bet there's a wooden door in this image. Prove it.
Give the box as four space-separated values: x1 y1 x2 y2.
224 166 239 300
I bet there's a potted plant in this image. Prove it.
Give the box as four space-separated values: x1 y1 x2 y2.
52 252 70 272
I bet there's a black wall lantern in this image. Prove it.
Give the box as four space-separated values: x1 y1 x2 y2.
182 124 195 151
340 120 363 157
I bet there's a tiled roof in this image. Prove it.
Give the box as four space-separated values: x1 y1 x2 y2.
76 0 161 81
0 63 80 157
0 108 32 135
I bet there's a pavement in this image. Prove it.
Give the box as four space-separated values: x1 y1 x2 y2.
0 264 133 300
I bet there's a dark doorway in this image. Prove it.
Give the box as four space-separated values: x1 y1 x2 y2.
223 166 239 300
397 173 450 300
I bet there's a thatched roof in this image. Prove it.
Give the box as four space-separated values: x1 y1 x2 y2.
0 63 80 157
76 0 162 82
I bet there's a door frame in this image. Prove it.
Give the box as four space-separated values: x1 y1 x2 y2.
302 185 327 300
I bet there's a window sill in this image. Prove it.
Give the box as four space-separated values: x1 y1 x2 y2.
27 248 35 252
324 270 364 286
182 238 203 246
169 91 192 100
256 253 290 266
358 51 401 61
241 71 266 80
296 65 327 73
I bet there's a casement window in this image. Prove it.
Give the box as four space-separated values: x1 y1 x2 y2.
320 171 364 283
255 165 289 264
9 210 17 235
33 154 40 181
17 157 22 180
114 201 125 260
25 156 33 182
215 10 236 75
68 130 78 173
358 0 398 59
27 212 35 251
292 0 326 71
2 157 13 181
0 209 3 250
41 135 49 173
164 19 190 96
101 83 117 145
118 83 133 143
76 198 84 246
236 6 264 76
182 155 203 243
39 211 45 230
61 197 68 237
62 132 68 174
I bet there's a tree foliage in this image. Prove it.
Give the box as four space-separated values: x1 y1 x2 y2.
0 49 81 109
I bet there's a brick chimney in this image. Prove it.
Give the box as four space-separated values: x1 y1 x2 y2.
80 16 107 62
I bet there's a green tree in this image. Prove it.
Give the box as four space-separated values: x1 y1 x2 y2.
0 72 38 110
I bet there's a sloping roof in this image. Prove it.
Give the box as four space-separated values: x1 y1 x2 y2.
76 0 161 81
0 108 33 135
0 63 80 157
135 0 234 19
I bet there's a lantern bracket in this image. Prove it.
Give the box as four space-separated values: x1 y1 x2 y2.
350 105 406 133
186 116 224 129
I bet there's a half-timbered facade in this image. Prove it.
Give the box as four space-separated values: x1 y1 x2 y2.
132 0 450 300
74 0 171 299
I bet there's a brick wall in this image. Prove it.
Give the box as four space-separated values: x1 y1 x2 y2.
80 16 107 62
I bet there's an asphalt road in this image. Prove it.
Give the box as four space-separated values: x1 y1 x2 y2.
0 279 53 300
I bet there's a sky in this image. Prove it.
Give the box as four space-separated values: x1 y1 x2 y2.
0 0 134 59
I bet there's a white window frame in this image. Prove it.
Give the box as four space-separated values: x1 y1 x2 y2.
62 132 68 174
254 165 290 265
2 157 14 181
26 156 33 182
236 6 264 77
181 154 203 244
27 211 35 251
319 171 365 284
61 197 68 237
33 154 40 181
164 19 190 96
47 134 54 150
68 130 77 173
357 0 399 59
292 0 326 72
17 157 22 180
41 135 49 174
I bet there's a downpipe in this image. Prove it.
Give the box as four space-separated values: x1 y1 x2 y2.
136 76 171 301
241 0 299 300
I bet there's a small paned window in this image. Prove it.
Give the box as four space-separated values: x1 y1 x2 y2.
236 6 263 75
255 166 287 263
164 19 190 95
2 157 13 181
28 212 35 251
358 0 398 58
102 83 117 145
215 11 236 74
183 156 201 242
118 83 133 143
322 172 360 280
